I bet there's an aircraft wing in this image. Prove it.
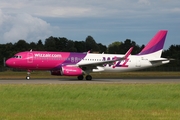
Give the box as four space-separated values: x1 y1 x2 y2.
74 47 133 69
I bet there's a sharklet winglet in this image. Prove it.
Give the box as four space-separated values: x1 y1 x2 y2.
124 47 133 59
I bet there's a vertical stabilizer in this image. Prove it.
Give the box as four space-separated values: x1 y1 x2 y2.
138 30 168 58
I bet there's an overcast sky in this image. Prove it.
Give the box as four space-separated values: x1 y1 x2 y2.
0 0 180 49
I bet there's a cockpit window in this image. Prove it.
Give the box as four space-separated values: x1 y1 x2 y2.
13 56 18 58
13 55 22 59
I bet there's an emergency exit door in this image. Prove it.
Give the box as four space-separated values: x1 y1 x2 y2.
27 52 33 63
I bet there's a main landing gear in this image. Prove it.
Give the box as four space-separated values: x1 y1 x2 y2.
85 75 92 80
77 75 92 80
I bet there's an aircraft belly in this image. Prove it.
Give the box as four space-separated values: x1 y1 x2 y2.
103 66 131 72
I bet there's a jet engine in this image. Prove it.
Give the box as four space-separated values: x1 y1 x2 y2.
51 66 83 76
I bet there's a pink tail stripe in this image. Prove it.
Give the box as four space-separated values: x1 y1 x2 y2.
138 30 167 55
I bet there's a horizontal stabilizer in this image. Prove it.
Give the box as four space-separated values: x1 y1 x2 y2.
149 58 174 62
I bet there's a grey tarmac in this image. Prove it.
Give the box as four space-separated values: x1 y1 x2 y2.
0 78 180 84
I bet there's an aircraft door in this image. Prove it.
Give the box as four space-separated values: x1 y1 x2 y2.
27 52 33 63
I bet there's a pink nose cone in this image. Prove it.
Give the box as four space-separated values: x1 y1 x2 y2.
6 59 13 67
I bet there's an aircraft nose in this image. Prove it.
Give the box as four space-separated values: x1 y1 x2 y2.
5 59 13 67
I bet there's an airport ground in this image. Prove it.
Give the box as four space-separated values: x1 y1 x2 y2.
0 71 180 119
0 71 180 79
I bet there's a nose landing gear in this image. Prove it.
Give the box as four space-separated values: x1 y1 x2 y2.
26 70 31 80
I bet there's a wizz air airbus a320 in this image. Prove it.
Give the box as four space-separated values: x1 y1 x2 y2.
6 30 170 80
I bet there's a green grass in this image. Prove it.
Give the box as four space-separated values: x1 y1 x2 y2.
0 84 180 119
0 71 180 79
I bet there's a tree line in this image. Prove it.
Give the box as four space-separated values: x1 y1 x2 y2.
0 35 179 71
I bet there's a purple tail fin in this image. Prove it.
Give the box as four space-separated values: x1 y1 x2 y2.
138 30 168 56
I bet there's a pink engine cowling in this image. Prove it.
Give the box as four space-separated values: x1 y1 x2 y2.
51 66 83 76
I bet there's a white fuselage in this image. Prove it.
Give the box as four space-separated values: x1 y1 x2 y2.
76 52 168 72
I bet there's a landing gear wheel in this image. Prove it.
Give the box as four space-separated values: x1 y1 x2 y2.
86 75 92 80
77 75 84 80
26 70 31 80
26 76 30 80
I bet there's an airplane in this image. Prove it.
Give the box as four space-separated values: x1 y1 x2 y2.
6 30 170 80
